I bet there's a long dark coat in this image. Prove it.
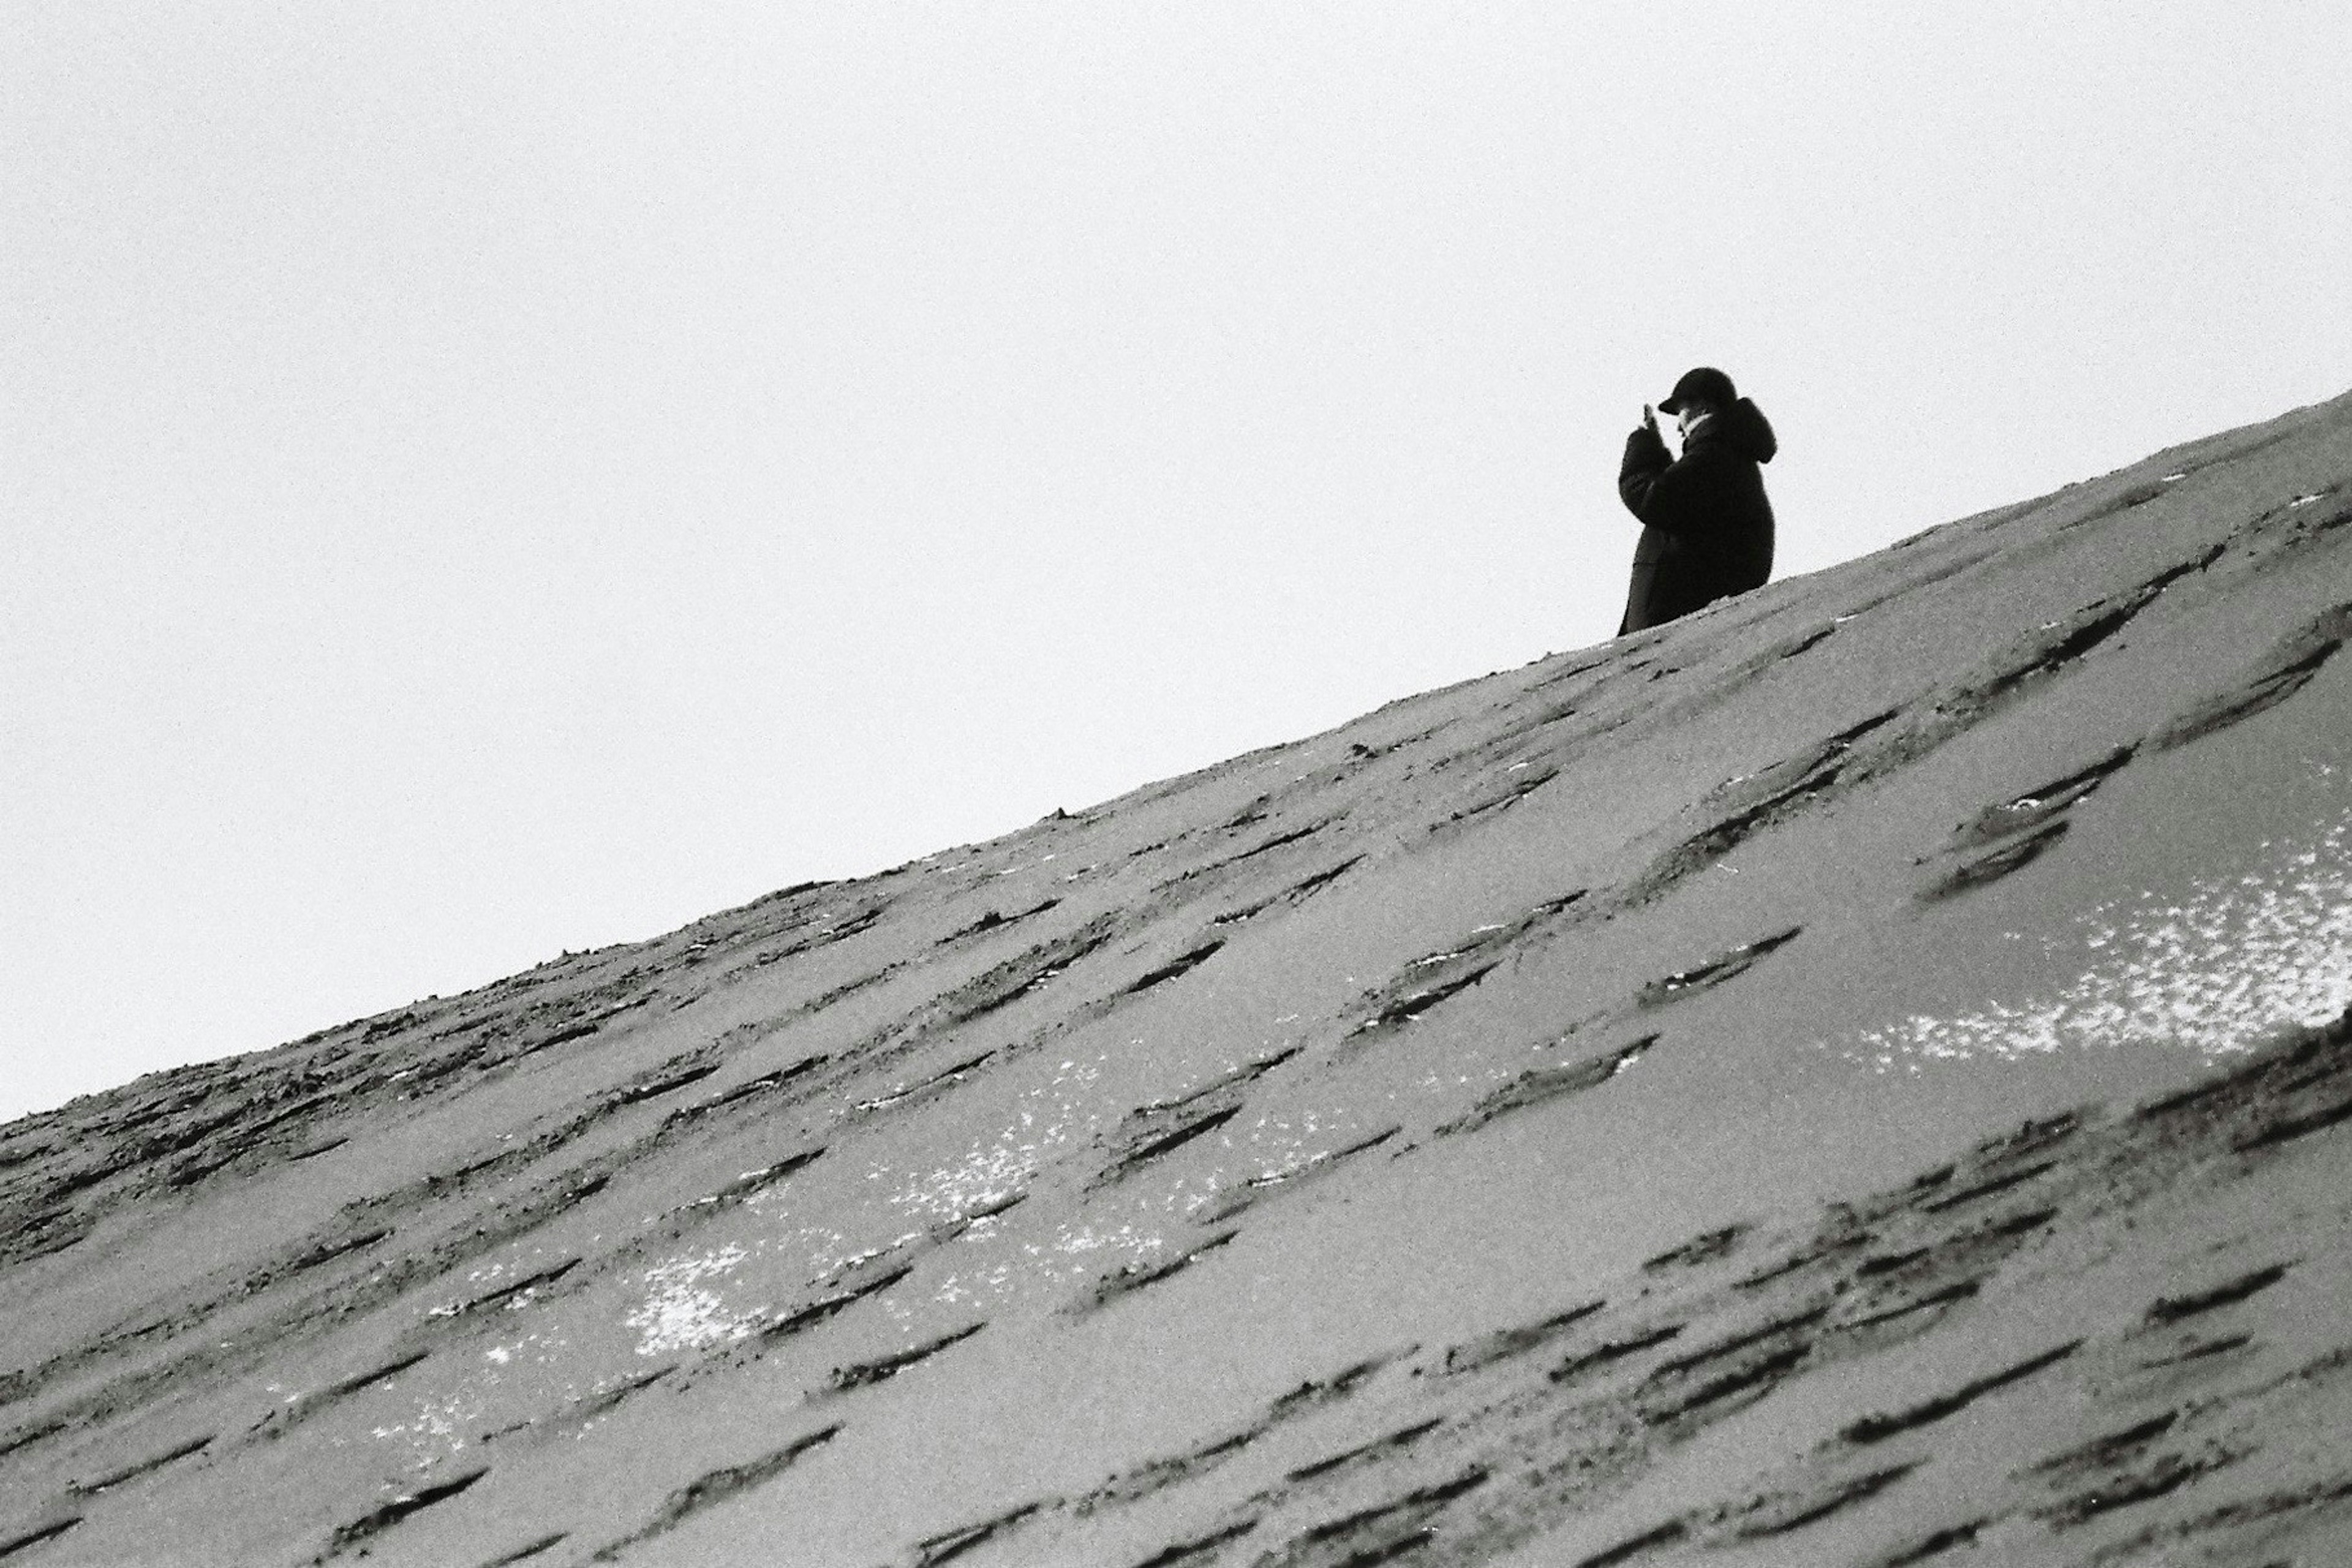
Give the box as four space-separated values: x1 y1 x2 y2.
1616 398 1777 634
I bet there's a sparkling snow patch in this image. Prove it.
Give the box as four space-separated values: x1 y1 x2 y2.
1841 808 2352 1071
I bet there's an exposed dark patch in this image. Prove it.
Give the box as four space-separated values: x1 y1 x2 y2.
255 1226 393 1289
1835 1278 1983 1334
1901 1163 1956 1195
2145 1262 2292 1325
754 1262 914 1346
1344 891 1586 1039
601 1052 723 1112
1650 1306 1825 1379
957 1190 1027 1224
477 1533 568 1566
511 1019 600 1060
359 1009 423 1043
241 1354 435 1448
855 1049 997 1114
2235 1091 2352 1153
423 1145 525 1193
1281 1466 1488 1561
1281 856 1365 904
1918 818 2070 902
1637 929 1801 1007
663 1055 829 1128
1964 578 2172 706
2057 478 2171 530
1227 820 1330 861
69 1431 214 1493
1132 1519 1260 1568
1164 819 1340 893
826 1322 986 1392
1082 1429 1259 1512
1875 1517 1989 1565
913 1500 1050 1566
2039 1450 2230 1530
324 1465 490 1556
1918 1158 2060 1214
742 902 884 971
1643 1343 1811 1424
1628 713 1898 895
1736 1228 1870 1290
1267 1353 1398 1420
1092 1050 1298 1189
162 1147 249 1190
2027 1410 2179 1479
2093 1472 2352 1562
1287 1419 1447 1482
1733 1462 1918 1537
0 1422 69 1461
1202 1126 1400 1225
0 1221 87 1267
1529 649 1618 690
2154 603 2351 750
532 1364 679 1438
918 913 1130 1038
447 1257 581 1317
939 899 1060 946
749 876 834 905
1331 1537 1436 1566
1439 765 1560 828
1091 1104 1246 1189
1945 748 2136 853
1854 1247 1930 1278
1079 1231 1240 1313
1987 1204 2061 1239
1975 1110 2086 1164
0 1518 80 1561
1438 1038 1654 1137
1143 1048 1298 1123
1774 622 1839 660
1841 1340 2082 1444
1441 1298 1605 1375
1572 1518 1688 1567
2140 1333 2254 1368
1124 940 1226 995
26 1155 132 1206
1551 1324 1685 1385
587 1425 842 1559
690 1145 826 1212
1642 1221 1752 1273
1352 962 1502 1033
1459 697 1588 767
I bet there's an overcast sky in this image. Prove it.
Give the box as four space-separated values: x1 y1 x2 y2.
6 2 2348 1122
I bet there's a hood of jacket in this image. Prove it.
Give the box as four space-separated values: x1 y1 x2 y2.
1687 398 1777 464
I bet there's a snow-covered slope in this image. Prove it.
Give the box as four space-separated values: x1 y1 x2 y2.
6 391 2352 1568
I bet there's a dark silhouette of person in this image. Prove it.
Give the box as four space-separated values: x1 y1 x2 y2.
1615 366 1777 635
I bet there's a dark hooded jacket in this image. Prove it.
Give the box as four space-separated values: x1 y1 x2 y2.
1616 398 1777 634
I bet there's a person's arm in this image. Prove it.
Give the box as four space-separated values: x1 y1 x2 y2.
1619 432 1722 539
1618 415 1673 521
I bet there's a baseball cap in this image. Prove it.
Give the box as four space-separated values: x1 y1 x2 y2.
1659 366 1736 415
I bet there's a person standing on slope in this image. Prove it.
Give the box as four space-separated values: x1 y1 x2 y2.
1615 366 1777 635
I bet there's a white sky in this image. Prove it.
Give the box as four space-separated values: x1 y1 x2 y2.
6 2 2349 1122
